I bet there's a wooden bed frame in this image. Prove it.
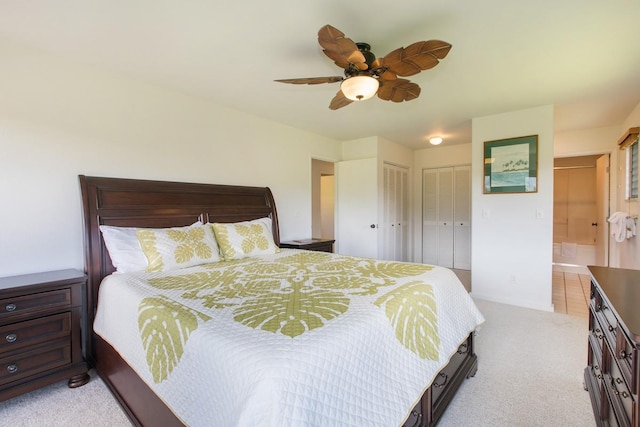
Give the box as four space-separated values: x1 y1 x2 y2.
79 175 478 427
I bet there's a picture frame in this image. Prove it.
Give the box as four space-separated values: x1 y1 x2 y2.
484 135 538 194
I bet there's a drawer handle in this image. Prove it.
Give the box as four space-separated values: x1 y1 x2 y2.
608 325 614 332
611 378 630 399
5 333 17 343
433 372 448 388
5 303 17 312
619 350 632 360
6 363 18 374
457 343 469 355
593 365 602 379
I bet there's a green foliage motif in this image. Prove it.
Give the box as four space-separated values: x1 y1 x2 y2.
375 281 440 360
140 252 440 382
167 227 213 264
236 223 269 254
138 296 211 383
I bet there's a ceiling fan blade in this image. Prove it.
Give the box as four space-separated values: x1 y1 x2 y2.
275 76 343 85
377 79 421 103
329 90 353 110
318 24 368 71
380 40 452 77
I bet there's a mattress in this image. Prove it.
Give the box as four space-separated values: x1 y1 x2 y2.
93 249 484 426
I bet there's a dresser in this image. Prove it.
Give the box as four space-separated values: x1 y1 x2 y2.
0 269 89 401
586 266 640 427
279 238 335 253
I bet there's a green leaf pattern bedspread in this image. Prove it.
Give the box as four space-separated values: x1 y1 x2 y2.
94 249 484 427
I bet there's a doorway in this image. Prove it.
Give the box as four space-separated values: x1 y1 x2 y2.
311 159 335 240
552 154 610 267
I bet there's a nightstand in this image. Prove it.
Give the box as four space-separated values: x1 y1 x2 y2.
279 238 335 253
0 269 90 401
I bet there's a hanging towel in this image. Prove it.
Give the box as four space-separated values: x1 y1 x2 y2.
627 216 637 239
609 211 630 242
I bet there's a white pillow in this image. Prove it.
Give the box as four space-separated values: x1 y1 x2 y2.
136 223 221 272
212 217 279 261
100 221 203 273
99 225 149 273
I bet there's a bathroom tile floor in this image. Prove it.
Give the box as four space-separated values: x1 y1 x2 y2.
552 264 590 319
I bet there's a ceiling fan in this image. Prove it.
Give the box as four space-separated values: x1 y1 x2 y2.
275 25 452 110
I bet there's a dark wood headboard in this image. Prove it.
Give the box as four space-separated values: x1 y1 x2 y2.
79 175 280 359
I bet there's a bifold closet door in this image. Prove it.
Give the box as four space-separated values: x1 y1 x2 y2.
422 166 470 269
383 163 409 262
453 166 471 269
422 168 453 267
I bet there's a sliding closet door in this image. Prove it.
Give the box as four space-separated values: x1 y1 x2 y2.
422 166 471 269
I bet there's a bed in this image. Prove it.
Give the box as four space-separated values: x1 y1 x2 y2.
79 175 484 427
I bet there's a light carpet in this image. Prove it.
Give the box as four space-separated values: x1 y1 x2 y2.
1 298 595 427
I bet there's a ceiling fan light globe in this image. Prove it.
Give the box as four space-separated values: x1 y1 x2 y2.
341 76 379 101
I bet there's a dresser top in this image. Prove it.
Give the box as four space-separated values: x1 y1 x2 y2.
0 269 86 292
588 265 640 343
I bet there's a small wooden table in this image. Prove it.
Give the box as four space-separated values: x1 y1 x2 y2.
279 238 335 253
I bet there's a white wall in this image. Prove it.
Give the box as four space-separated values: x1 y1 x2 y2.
471 105 554 311
0 39 342 277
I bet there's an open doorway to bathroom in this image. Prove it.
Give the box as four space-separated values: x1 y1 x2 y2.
311 159 335 240
553 154 610 267
552 154 609 318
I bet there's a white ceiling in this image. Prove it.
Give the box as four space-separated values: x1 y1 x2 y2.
1 1 639 149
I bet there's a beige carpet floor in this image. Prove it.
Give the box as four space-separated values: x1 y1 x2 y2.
1 298 595 426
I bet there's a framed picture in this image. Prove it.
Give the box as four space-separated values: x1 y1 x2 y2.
484 135 538 194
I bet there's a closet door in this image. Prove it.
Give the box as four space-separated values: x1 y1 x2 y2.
383 163 409 261
437 168 454 268
422 166 470 269
422 169 439 265
453 166 471 269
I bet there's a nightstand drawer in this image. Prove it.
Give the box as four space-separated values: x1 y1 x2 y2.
0 289 71 320
0 313 71 354
0 341 71 386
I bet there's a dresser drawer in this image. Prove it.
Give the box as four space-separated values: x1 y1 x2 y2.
605 354 635 427
588 334 604 381
0 341 71 386
0 289 71 320
589 310 604 360
0 312 71 354
615 325 638 394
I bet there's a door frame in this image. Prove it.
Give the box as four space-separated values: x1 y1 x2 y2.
552 151 614 267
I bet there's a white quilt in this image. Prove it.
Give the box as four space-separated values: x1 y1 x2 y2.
94 249 484 427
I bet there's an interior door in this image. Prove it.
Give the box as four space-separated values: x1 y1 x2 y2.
336 158 378 258
595 154 610 266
